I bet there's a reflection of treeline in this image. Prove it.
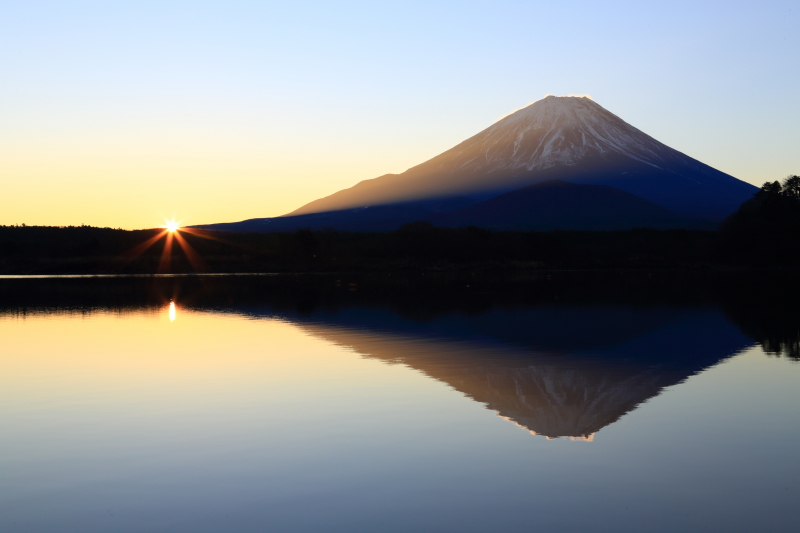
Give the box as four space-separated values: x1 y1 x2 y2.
718 275 800 361
1 271 798 360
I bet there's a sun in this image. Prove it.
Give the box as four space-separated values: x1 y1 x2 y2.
164 220 180 233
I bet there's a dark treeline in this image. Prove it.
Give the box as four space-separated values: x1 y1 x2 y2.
0 224 716 274
716 175 800 265
1 175 797 274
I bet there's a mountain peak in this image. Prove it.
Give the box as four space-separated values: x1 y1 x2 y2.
284 95 756 220
479 96 665 173
493 95 592 123
204 97 757 228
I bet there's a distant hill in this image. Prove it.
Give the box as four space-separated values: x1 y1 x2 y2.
197 96 757 232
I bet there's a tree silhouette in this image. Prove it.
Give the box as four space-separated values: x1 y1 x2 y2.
718 175 800 265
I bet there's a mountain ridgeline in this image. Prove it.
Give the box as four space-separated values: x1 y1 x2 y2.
199 96 756 232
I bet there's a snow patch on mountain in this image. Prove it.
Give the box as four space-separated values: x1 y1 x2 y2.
495 94 594 122
475 96 680 174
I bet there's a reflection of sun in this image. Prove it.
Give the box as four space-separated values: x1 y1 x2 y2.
169 301 176 322
165 220 180 233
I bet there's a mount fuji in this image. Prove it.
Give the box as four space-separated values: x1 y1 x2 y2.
200 96 756 232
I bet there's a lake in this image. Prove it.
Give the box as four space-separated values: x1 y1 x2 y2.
1 273 799 532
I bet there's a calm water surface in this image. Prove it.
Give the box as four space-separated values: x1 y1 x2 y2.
1 274 799 532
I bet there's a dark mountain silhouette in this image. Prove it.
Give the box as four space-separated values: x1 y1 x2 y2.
430 180 716 231
198 96 756 232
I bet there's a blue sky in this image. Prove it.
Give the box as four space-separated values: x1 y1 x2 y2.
1 0 798 227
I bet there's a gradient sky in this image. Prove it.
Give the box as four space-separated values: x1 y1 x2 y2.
1 1 798 229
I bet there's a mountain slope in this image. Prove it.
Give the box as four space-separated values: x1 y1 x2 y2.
286 96 755 221
430 180 716 231
197 196 477 232
200 181 715 232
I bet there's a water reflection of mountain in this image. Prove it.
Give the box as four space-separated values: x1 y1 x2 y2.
1 273 789 439
234 305 752 439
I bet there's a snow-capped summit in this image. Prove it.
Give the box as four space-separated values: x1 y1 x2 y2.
285 96 755 221
477 95 683 172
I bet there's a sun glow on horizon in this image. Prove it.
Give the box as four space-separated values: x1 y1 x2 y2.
164 220 180 233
